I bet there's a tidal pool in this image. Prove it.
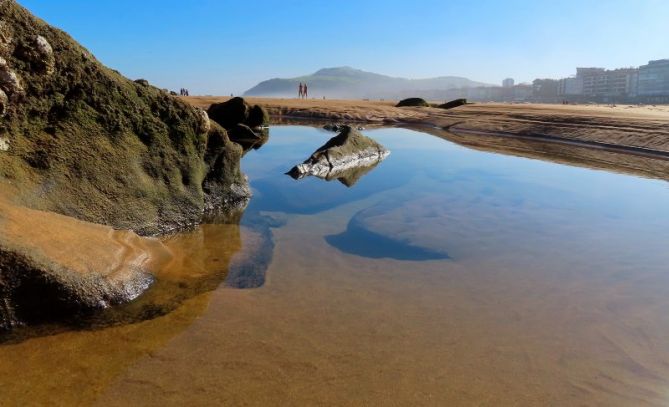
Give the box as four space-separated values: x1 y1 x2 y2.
1 126 669 406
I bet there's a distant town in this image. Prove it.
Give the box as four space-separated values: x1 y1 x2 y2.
439 59 669 104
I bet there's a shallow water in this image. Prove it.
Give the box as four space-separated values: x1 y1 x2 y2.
2 126 669 405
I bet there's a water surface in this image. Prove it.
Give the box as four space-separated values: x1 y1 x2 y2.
1 126 669 406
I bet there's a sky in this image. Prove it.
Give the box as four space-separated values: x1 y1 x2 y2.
19 0 669 95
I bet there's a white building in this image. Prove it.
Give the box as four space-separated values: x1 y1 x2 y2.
502 78 514 88
557 77 584 96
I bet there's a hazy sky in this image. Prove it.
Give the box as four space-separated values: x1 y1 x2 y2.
20 0 669 95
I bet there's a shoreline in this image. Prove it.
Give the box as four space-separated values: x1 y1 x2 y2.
184 97 669 163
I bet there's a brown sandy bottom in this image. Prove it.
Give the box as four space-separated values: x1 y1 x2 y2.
2 192 669 406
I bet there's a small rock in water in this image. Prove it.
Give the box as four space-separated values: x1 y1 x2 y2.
287 126 389 180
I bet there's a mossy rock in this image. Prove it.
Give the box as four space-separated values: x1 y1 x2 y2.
396 97 429 107
0 1 248 234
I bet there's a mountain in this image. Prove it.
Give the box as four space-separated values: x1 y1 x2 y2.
243 67 491 99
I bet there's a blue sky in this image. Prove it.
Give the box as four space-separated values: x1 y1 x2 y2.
20 0 669 95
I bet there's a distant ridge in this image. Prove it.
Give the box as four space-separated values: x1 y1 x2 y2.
243 67 491 99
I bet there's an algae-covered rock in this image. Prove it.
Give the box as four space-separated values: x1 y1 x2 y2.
0 0 248 235
396 97 429 107
287 126 389 180
0 0 252 330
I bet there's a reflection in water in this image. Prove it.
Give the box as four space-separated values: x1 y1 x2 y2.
326 216 449 260
287 159 384 187
0 201 275 343
237 127 270 156
2 126 669 405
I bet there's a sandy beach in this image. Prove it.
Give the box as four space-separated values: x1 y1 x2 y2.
185 97 669 155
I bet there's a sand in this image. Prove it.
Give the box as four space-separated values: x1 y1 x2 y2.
184 97 669 157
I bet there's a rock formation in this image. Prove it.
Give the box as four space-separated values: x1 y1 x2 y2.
287 126 389 180
438 98 467 110
0 0 249 235
207 97 269 130
396 97 430 107
207 97 270 150
0 0 251 330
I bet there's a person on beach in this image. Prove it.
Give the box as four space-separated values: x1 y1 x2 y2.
303 83 308 99
298 82 303 98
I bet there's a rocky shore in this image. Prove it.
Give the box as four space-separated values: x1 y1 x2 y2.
0 1 263 330
184 97 669 159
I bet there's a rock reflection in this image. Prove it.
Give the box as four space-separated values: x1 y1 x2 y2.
237 127 270 156
287 159 384 187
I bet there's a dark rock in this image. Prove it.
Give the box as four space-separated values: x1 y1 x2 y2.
207 97 249 129
246 104 269 128
0 245 154 330
396 97 429 107
438 98 467 109
228 123 260 143
287 126 389 180
169 90 178 96
134 79 149 86
207 97 270 130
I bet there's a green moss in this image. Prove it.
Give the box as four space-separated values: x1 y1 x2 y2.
0 1 246 235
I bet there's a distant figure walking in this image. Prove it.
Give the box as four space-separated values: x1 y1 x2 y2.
298 82 303 99
303 83 308 99
179 88 190 96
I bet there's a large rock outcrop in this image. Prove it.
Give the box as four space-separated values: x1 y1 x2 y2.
287 126 389 180
0 0 249 235
0 1 250 330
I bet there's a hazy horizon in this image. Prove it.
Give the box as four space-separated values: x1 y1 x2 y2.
20 0 669 95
